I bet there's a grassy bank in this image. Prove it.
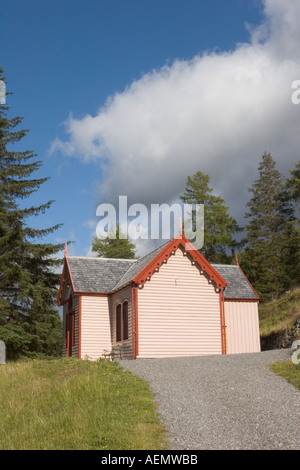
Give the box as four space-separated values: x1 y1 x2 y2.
0 358 167 450
259 286 300 337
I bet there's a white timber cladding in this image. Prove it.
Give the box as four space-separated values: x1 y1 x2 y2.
137 247 222 358
80 295 111 361
224 301 261 354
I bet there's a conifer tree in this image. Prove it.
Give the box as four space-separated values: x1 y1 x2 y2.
180 171 240 263
92 224 136 259
287 160 300 204
0 67 64 359
240 152 298 300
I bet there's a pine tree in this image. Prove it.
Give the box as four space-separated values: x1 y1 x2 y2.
286 160 300 286
0 67 64 359
92 224 136 259
287 160 300 204
180 171 240 263
240 152 298 300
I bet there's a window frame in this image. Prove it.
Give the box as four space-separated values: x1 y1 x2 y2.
122 301 129 341
116 303 122 342
116 300 129 342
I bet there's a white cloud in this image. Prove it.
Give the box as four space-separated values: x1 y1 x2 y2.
83 219 97 229
51 0 300 239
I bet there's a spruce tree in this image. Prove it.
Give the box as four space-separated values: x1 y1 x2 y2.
180 171 240 263
240 152 298 300
92 224 136 259
286 160 300 286
287 160 300 204
0 67 64 359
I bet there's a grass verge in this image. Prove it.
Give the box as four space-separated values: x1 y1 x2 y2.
269 359 300 391
0 357 168 450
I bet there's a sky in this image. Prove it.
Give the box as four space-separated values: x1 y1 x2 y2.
1 0 300 259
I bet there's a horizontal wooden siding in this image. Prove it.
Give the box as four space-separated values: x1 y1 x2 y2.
224 301 261 354
80 295 111 361
137 247 222 358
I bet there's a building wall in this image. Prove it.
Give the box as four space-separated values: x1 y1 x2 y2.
224 301 261 354
62 299 68 358
80 295 111 361
137 246 223 358
62 295 79 358
110 285 133 360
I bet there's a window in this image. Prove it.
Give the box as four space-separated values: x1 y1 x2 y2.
123 301 128 341
116 301 129 342
66 297 75 355
116 304 122 342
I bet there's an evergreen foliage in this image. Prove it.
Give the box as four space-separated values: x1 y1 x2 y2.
180 171 241 263
92 224 136 259
0 67 64 359
240 152 300 301
287 160 300 204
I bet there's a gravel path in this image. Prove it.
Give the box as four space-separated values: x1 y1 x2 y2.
120 349 300 450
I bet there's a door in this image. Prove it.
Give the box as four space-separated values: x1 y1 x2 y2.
66 297 75 357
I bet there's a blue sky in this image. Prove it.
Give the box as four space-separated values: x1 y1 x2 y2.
1 1 300 258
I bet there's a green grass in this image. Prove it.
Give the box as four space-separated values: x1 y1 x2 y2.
0 358 168 450
259 286 300 337
269 359 300 390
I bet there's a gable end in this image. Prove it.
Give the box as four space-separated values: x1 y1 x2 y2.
134 235 228 290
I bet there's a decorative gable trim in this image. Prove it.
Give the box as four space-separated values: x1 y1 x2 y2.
133 234 228 290
57 257 75 306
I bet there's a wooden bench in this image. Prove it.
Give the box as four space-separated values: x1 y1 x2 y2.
102 345 123 361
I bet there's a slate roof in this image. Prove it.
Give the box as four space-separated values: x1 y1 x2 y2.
211 264 259 300
66 242 259 300
67 257 136 293
112 241 170 291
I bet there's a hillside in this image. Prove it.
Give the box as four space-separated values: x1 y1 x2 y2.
259 286 300 350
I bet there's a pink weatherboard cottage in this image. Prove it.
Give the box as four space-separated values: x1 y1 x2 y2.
57 233 260 360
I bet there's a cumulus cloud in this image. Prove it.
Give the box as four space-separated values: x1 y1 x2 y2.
51 0 300 230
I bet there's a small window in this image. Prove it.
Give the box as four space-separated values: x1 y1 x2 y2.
116 301 129 342
123 301 128 341
116 304 122 342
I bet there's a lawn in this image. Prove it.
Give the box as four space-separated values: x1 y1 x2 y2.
0 357 168 450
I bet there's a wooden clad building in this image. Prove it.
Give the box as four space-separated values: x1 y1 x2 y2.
57 234 261 360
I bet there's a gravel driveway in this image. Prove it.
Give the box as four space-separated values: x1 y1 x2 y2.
121 349 300 450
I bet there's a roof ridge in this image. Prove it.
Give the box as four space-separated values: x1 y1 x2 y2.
68 256 137 262
110 260 138 291
211 263 239 267
68 240 170 263
110 240 172 292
